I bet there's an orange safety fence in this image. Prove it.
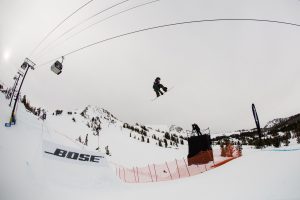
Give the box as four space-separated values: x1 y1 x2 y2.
111 148 241 183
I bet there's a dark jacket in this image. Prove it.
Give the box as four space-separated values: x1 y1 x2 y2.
153 78 162 91
192 124 202 136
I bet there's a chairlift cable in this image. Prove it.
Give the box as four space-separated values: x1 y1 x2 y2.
30 0 95 56
34 0 131 57
38 18 300 67
37 0 160 58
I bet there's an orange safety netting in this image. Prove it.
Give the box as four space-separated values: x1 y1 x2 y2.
112 148 241 183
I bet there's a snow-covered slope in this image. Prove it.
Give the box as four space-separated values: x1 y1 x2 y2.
44 105 188 167
1 91 300 200
0 93 120 200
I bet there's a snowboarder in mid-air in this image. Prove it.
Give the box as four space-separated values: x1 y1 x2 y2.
153 77 168 97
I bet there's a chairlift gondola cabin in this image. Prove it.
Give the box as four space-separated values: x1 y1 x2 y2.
51 57 64 75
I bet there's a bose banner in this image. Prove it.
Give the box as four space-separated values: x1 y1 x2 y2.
43 140 108 167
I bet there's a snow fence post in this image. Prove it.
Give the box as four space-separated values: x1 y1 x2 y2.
165 162 172 180
153 164 158 182
133 167 137 183
148 164 154 182
207 150 215 165
136 167 139 183
123 168 126 182
183 158 190 177
175 159 181 178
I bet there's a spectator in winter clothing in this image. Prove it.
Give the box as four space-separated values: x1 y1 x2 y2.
192 123 202 136
42 111 47 121
153 77 167 97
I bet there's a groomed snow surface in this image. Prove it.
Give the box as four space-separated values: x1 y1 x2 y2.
1 94 300 200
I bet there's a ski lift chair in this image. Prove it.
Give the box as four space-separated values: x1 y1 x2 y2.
51 57 64 75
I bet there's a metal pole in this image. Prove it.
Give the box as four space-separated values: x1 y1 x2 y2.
175 159 181 178
133 167 137 183
123 168 126 182
10 66 30 123
10 59 35 124
165 161 173 180
136 167 139 183
252 103 262 147
9 74 21 107
153 164 158 182
183 158 190 177
148 164 153 182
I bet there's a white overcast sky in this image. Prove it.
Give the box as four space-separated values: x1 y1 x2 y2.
0 0 300 133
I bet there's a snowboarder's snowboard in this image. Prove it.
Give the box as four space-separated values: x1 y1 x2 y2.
5 122 12 127
151 86 174 101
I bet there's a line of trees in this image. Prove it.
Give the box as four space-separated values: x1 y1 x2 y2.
21 95 46 119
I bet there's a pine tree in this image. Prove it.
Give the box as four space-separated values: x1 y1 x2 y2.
84 134 88 146
236 141 243 156
147 138 150 143
21 95 27 104
273 137 281 148
284 136 290 146
180 139 184 145
164 132 170 140
158 140 162 147
153 134 157 140
141 136 145 142
295 130 300 144
105 146 111 156
164 139 168 148
220 143 226 157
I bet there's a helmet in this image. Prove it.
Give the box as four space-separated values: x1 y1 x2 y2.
155 77 161 81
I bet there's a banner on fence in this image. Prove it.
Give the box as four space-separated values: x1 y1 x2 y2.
43 140 108 167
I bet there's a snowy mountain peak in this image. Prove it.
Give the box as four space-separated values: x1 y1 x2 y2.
80 105 119 121
264 118 288 129
169 125 184 133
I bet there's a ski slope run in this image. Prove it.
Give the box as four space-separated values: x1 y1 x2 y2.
1 93 300 200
